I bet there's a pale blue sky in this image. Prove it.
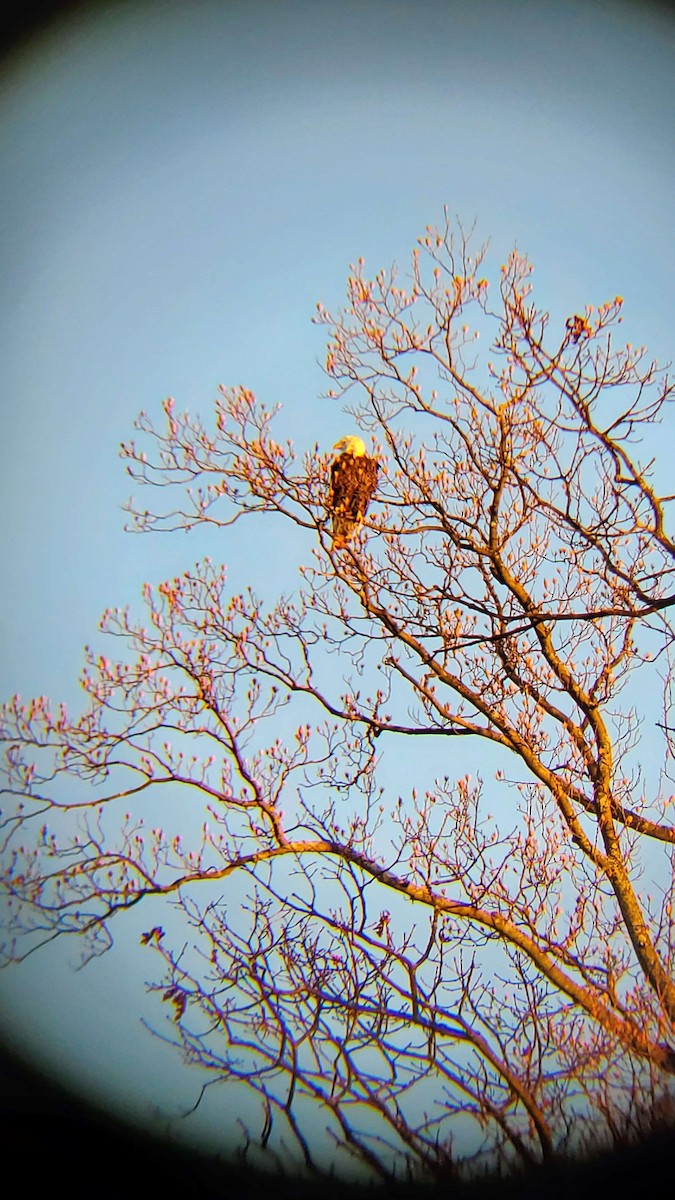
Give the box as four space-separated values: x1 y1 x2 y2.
1 0 674 1166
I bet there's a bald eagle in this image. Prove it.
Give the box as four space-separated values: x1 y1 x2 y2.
328 435 379 548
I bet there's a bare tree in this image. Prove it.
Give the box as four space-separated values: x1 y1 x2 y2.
3 214 675 1183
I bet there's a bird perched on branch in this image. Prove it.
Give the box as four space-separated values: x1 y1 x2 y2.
566 313 592 344
328 435 379 548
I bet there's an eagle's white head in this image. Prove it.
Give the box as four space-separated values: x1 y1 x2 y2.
333 435 367 457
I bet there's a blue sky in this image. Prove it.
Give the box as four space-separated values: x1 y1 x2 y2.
1 0 674 1166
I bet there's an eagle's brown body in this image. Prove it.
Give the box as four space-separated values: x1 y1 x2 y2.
329 436 379 548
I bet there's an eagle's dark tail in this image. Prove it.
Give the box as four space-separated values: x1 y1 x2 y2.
332 513 358 548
